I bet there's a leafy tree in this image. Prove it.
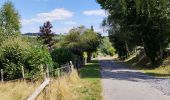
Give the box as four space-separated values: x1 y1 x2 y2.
0 1 20 39
62 26 86 56
97 0 170 66
98 37 115 56
82 29 101 62
63 26 101 61
39 21 55 52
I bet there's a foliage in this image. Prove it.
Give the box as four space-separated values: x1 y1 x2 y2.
62 29 84 56
53 34 65 48
0 37 30 79
24 46 53 78
0 1 20 41
0 37 53 80
51 48 74 65
82 29 101 61
98 37 115 56
108 47 115 56
63 26 101 62
39 21 55 51
97 0 170 66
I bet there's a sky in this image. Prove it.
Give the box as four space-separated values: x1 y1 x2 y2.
0 0 107 36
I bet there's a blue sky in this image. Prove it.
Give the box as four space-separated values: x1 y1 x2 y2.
0 0 107 36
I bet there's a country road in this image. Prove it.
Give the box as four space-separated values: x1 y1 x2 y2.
99 57 170 100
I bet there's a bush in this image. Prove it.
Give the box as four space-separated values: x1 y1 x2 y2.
108 47 115 56
24 46 53 78
51 48 74 65
0 37 30 79
0 37 53 80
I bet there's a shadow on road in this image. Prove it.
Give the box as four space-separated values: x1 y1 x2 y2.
100 59 169 82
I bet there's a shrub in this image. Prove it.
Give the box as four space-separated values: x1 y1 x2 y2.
51 48 74 65
108 47 115 56
0 37 30 79
24 46 53 78
0 37 53 80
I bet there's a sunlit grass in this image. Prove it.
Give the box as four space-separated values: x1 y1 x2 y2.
121 55 170 78
78 60 102 100
143 66 170 78
37 69 80 100
0 81 40 100
0 63 102 100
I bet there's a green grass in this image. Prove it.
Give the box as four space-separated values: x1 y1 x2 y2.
120 59 170 78
142 66 170 78
77 60 102 100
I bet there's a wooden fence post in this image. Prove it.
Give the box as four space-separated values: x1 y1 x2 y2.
57 69 60 78
69 61 74 72
21 66 25 80
1 69 3 82
46 64 49 79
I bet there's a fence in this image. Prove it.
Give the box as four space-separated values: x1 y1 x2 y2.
119 48 138 60
0 66 25 83
27 61 74 100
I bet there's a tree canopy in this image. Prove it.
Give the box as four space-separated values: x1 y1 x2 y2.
97 0 170 66
0 1 20 38
39 21 55 51
63 26 101 61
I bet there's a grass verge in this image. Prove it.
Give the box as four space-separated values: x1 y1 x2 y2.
142 66 170 78
77 60 102 100
0 61 102 100
120 58 170 78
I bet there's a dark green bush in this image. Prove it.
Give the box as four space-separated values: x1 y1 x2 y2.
51 48 74 65
0 37 30 79
0 37 53 80
24 46 53 78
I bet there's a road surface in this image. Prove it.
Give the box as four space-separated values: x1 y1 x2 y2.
99 57 170 100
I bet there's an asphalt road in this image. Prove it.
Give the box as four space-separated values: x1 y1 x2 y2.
99 57 170 100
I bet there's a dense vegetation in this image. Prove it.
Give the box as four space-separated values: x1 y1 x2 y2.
62 26 101 64
97 37 115 56
97 0 170 67
0 1 102 80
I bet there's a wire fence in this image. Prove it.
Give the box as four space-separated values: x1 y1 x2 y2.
0 61 75 83
119 48 139 60
27 61 74 100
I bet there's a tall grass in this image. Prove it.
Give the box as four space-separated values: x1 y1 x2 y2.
37 69 80 100
0 70 79 100
0 81 40 100
0 67 102 100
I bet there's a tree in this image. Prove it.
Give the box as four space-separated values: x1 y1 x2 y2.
97 0 170 66
39 21 55 52
63 26 101 62
82 29 101 62
63 27 84 56
98 37 115 56
0 1 21 41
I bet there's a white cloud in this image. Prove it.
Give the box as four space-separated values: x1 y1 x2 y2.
83 9 106 16
22 8 74 25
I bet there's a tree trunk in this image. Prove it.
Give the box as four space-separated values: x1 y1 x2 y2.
143 40 156 67
87 52 92 63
